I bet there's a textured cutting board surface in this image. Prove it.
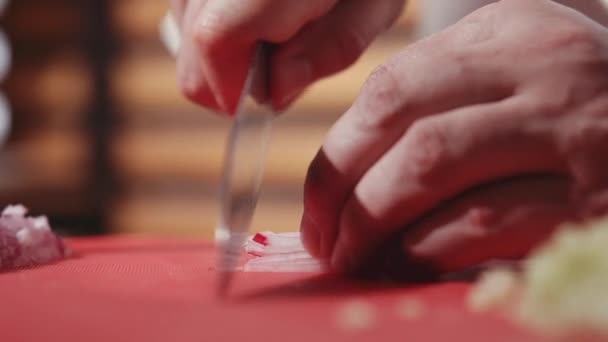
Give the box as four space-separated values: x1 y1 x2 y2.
0 236 544 342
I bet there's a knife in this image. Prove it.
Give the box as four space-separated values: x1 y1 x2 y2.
158 13 275 296
216 43 274 296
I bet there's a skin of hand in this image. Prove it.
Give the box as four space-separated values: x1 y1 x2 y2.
170 0 405 114
300 0 608 276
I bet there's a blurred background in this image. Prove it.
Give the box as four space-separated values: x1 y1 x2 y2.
2 0 605 240
0 0 418 239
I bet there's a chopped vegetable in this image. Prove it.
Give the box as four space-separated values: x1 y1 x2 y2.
468 268 520 314
242 231 326 272
0 204 69 270
468 217 608 338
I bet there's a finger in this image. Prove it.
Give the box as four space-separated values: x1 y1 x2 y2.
270 0 405 110
401 175 576 273
192 0 340 113
177 27 218 109
176 0 220 109
301 33 515 259
331 96 565 272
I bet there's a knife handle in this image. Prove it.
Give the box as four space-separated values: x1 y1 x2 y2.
235 42 275 114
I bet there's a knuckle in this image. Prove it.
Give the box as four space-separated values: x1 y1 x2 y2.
523 35 607 111
192 28 224 54
546 23 599 55
448 14 495 46
353 62 404 130
191 14 229 53
405 119 450 181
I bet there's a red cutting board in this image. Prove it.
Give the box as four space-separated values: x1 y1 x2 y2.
0 236 546 342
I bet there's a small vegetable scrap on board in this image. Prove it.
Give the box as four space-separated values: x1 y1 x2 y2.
468 218 608 339
0 204 69 271
243 231 326 272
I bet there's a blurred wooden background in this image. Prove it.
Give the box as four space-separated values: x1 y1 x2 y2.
0 0 99 234
0 0 418 239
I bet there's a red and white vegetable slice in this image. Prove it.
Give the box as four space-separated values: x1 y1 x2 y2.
242 231 325 272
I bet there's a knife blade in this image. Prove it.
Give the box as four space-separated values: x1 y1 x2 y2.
216 43 274 297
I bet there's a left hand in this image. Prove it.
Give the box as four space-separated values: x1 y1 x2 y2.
169 0 405 114
300 0 608 275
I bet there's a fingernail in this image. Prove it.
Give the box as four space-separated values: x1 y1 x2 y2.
300 213 322 258
275 56 312 110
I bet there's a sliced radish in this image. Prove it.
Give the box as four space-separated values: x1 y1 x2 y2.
242 231 326 273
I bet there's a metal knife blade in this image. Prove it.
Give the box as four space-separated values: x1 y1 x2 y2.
216 43 274 296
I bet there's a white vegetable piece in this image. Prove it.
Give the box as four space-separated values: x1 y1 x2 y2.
469 218 608 338
517 219 608 336
467 268 520 313
0 204 69 270
242 231 325 272
159 11 180 57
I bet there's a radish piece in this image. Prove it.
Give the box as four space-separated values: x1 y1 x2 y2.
245 236 305 256
0 204 70 270
243 262 323 273
245 252 320 265
242 231 326 273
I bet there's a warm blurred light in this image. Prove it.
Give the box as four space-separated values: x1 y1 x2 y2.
0 30 11 82
0 0 7 16
35 53 92 117
0 93 11 145
0 2 10 147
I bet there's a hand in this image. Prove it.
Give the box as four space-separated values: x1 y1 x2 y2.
170 0 405 114
300 0 608 275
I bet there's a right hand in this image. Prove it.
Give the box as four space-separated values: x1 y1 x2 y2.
170 0 406 114
300 0 608 275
